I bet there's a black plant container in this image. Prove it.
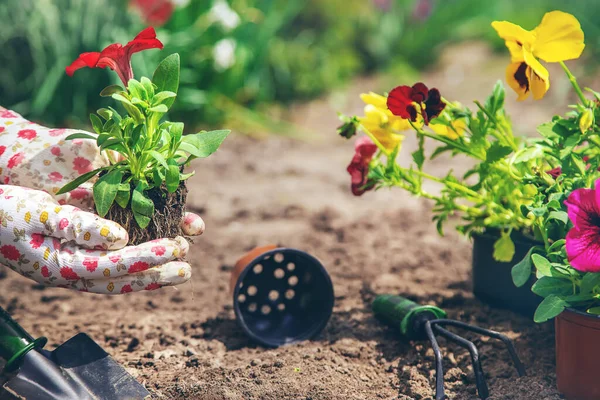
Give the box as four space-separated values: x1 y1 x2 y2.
471 232 541 317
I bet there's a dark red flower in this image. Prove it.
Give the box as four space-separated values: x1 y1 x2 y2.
128 261 150 273
347 136 378 196
547 167 562 179
387 82 446 125
130 0 174 27
30 234 45 249
65 27 164 86
120 284 133 294
41 266 50 278
60 267 80 280
0 245 20 261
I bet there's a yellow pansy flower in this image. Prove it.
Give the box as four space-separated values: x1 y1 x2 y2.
430 119 467 140
492 11 584 100
358 92 411 151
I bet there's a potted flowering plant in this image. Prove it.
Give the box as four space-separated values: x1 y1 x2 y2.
57 27 229 245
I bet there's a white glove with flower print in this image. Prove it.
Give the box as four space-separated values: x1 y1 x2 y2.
0 107 205 293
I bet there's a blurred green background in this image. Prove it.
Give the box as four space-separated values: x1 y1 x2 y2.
0 0 598 131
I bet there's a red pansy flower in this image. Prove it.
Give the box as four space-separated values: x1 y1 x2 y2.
130 0 174 27
65 27 164 86
387 82 446 125
347 136 378 196
547 166 562 179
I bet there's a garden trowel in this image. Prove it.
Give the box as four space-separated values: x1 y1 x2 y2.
0 306 149 400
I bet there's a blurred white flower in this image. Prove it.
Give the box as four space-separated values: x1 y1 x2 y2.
213 39 237 71
209 0 241 31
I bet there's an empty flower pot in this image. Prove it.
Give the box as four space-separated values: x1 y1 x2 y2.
556 308 600 400
230 246 334 347
471 231 541 317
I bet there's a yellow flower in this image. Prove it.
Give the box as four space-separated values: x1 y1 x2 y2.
430 119 467 140
39 211 48 224
492 11 584 100
358 92 410 151
579 108 594 133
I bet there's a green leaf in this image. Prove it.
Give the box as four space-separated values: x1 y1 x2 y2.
532 276 573 297
587 307 600 315
536 121 560 140
514 146 544 164
533 294 568 323
99 138 123 150
152 91 177 106
512 247 534 287
149 150 168 169
97 108 113 121
93 169 123 217
532 254 552 277
493 232 515 262
486 142 513 163
148 104 168 113
180 129 230 159
64 132 97 141
127 79 146 100
411 148 425 170
115 183 131 208
56 167 107 195
131 183 154 228
166 162 180 193
581 273 600 294
100 85 125 97
140 77 155 98
152 53 180 108
548 211 569 225
90 114 103 134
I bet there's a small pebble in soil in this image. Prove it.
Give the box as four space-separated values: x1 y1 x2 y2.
250 359 261 366
126 337 140 352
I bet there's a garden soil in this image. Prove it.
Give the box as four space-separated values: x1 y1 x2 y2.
0 43 582 399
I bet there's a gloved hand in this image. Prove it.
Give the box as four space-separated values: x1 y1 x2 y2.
0 107 205 293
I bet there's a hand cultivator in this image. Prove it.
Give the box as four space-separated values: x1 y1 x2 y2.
0 306 149 400
373 295 526 400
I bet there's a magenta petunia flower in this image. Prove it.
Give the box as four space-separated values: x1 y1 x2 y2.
565 180 600 272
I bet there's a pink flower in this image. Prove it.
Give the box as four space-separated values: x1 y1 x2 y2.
130 0 174 26
41 266 50 278
109 254 121 263
0 245 20 261
128 261 150 273
0 109 18 118
3 177 9 184
151 245 166 256
0 145 5 156
347 136 378 196
60 267 80 280
0 127 4 134
52 238 61 250
145 282 161 291
49 129 67 137
565 180 600 272
7 153 24 168
30 234 45 249
59 218 69 229
17 129 37 140
51 146 62 156
82 257 99 272
120 284 133 294
49 172 63 182
70 188 90 200
66 27 164 86
72 157 92 174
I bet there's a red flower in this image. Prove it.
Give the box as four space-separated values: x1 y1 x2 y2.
49 129 67 137
82 257 99 272
347 136 378 196
60 267 80 280
0 245 20 261
72 157 92 174
49 172 63 182
65 27 164 86
547 167 562 179
130 0 174 26
120 284 133 294
7 153 24 168
59 218 69 230
30 234 45 249
70 188 90 200
387 82 446 125
3 177 8 184
145 282 162 291
0 109 18 118
51 146 62 156
17 129 37 140
0 146 5 156
109 254 122 263
41 266 50 278
128 261 150 273
151 245 166 256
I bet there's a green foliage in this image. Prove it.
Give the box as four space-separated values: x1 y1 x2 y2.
57 54 230 228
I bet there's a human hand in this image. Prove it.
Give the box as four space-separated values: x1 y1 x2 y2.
0 185 194 294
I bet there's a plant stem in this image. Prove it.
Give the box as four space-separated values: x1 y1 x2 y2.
560 61 589 106
359 124 391 156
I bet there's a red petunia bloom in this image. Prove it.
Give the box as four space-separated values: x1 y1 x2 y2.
130 0 174 27
387 82 446 125
347 136 378 196
65 27 164 86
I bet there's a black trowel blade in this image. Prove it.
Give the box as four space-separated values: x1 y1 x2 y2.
1 333 149 400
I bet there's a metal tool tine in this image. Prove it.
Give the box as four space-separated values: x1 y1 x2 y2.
433 324 489 400
424 321 446 400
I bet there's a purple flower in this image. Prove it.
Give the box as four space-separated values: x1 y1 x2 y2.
565 180 600 272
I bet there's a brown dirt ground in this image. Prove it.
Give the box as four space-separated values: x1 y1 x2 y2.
1 43 587 399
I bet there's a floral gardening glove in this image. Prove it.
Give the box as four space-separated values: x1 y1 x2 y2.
0 107 205 293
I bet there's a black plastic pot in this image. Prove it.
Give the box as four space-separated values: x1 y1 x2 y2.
471 232 541 317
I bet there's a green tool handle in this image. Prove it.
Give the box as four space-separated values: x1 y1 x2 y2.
0 306 47 371
372 294 446 340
